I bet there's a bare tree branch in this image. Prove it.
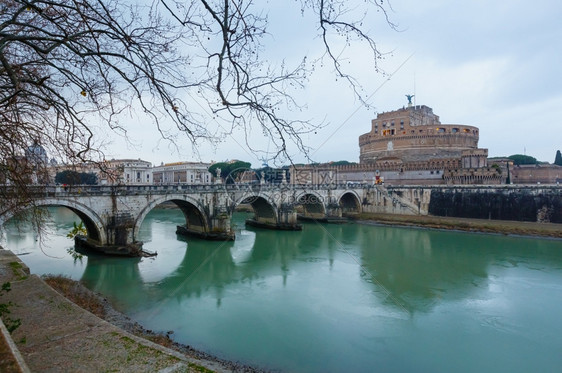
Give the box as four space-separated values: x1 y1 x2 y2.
1 0 394 225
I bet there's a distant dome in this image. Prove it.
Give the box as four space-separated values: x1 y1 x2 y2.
25 141 48 164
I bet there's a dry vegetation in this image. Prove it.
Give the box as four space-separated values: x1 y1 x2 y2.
41 274 259 372
42 275 175 348
43 275 105 317
353 213 562 239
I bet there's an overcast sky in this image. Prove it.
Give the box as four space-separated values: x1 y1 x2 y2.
104 0 562 167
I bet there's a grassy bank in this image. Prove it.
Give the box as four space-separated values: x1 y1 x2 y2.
352 213 562 239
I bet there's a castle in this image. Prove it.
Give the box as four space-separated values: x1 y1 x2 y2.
359 104 480 164
291 101 505 185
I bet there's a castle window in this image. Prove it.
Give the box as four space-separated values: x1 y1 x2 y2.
437 127 445 133
382 122 387 128
464 128 470 133
400 120 404 129
452 128 459 133
391 122 395 127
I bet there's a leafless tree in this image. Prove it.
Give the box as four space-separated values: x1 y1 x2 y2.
0 0 394 226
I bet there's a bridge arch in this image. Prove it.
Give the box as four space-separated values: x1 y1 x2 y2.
133 195 209 241
294 191 326 219
235 194 278 225
338 191 362 214
0 198 106 244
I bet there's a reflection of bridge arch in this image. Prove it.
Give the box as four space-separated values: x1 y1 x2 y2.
80 254 145 307
133 195 209 241
1 198 106 243
338 191 361 213
295 192 326 218
236 194 278 225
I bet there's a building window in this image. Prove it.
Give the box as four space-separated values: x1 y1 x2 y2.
400 120 404 130
452 128 459 133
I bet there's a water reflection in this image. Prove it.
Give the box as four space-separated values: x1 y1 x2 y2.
75 218 460 316
3 207 562 373
83 259 144 311
5 207 561 318
156 237 237 306
354 225 490 313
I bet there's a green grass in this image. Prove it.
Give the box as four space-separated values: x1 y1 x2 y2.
188 362 215 373
8 261 28 280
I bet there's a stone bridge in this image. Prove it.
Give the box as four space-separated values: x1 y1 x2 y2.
2 183 395 253
10 182 554 255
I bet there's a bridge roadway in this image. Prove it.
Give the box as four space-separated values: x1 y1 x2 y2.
0 183 369 254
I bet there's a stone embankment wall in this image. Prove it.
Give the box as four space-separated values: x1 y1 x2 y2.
367 185 562 223
427 186 562 223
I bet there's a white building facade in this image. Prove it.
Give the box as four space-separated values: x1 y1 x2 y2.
152 162 212 184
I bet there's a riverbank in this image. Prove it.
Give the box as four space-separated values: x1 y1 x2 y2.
351 212 562 239
0 248 263 372
42 275 263 373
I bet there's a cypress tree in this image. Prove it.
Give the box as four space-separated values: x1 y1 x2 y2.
555 150 562 166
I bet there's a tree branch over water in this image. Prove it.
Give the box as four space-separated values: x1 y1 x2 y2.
0 0 394 223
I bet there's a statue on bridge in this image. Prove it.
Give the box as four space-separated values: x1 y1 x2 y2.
215 168 222 184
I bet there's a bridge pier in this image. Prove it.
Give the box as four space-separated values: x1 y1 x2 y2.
245 200 302 231
176 209 235 241
176 195 235 241
324 203 348 223
75 213 146 256
245 207 302 230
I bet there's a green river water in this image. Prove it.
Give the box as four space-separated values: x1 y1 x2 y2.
2 206 562 372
